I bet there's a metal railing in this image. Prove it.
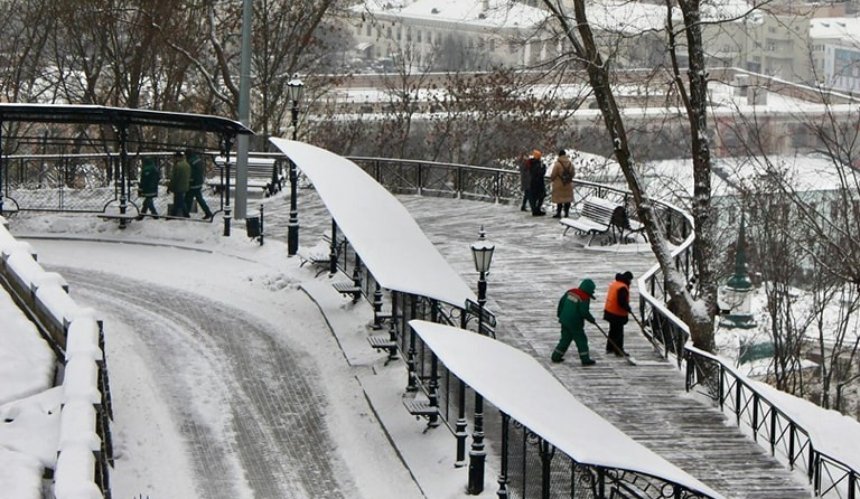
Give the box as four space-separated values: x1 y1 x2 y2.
684 347 859 499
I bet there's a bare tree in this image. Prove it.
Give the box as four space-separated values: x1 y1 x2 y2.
539 0 745 351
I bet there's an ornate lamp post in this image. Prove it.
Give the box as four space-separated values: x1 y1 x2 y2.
287 76 304 256
468 226 494 495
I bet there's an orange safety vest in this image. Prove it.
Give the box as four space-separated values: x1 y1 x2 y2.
604 280 630 317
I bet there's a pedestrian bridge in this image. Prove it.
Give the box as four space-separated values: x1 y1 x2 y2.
271 142 854 499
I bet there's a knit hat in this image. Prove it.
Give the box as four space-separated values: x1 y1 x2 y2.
620 271 633 284
579 278 596 298
558 149 566 156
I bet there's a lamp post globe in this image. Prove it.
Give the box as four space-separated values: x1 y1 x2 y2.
287 75 303 256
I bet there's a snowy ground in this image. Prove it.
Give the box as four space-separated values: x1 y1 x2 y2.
2 212 494 498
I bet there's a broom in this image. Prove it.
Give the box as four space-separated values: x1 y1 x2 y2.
592 321 637 366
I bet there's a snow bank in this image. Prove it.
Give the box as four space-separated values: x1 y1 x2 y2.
0 286 55 405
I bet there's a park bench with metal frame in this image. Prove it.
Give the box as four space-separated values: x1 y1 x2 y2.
208 156 284 197
560 197 645 245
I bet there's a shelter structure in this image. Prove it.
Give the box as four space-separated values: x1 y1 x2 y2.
0 104 252 232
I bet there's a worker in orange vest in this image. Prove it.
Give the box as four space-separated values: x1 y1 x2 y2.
604 271 633 356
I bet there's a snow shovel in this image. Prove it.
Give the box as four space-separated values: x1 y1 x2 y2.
592 321 637 366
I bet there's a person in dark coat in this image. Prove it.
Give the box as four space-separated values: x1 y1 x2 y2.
552 278 597 365
528 149 547 216
168 151 190 217
518 153 530 211
138 157 160 219
603 271 633 356
184 151 214 219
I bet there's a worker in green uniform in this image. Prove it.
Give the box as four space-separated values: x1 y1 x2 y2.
168 151 190 217
185 151 213 220
551 278 597 366
138 157 160 219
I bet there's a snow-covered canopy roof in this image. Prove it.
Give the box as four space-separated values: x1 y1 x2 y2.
269 139 476 308
409 320 724 499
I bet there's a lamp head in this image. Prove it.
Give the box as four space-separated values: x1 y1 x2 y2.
470 227 494 273
287 75 304 103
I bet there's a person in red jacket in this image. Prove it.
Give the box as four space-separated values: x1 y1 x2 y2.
603 271 633 356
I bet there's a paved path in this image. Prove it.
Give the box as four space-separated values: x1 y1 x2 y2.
268 188 812 499
56 266 346 499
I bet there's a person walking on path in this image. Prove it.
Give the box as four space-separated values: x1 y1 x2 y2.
528 149 547 216
549 149 575 218
518 152 531 212
137 157 160 219
168 151 190 218
552 278 597 365
185 151 214 220
604 271 633 356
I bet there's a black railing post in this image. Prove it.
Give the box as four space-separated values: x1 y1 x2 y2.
417 162 423 196
789 423 796 469
752 393 759 442
468 391 486 494
221 134 233 237
497 412 509 498
770 409 777 455
329 220 338 276
540 439 552 499
848 471 856 499
372 282 385 329
427 354 440 427
719 365 725 409
808 446 816 483
288 157 299 255
117 125 129 228
407 295 418 392
736 379 743 425
455 311 468 468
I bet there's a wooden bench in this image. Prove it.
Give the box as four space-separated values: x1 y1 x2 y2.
367 334 398 364
208 157 285 197
402 397 440 428
560 197 644 246
332 280 362 302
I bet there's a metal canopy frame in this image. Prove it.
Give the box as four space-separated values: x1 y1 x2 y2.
0 104 253 233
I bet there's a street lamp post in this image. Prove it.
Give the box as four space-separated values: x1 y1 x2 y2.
468 226 494 495
287 76 304 256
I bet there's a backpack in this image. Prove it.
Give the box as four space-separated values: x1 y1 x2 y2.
560 167 573 185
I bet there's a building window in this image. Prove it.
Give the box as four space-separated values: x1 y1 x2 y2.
417 30 422 43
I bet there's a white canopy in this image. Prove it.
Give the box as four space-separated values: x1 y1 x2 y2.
269 139 477 308
409 320 724 499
